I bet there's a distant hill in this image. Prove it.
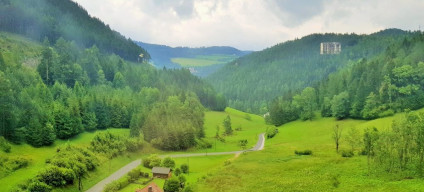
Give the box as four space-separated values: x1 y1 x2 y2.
135 41 251 77
206 29 411 113
0 0 149 61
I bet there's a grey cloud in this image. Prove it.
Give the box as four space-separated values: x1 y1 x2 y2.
268 0 326 27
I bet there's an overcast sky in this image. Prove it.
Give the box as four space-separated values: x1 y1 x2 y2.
72 0 424 51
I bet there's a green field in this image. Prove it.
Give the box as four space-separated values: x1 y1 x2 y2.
195 110 424 191
171 54 238 67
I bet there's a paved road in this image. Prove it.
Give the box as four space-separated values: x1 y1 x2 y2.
86 133 265 192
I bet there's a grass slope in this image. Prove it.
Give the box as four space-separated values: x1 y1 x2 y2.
196 110 424 192
171 54 238 67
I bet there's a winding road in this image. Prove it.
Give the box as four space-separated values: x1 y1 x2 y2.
86 133 265 192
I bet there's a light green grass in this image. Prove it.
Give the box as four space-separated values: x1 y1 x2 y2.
0 32 42 69
0 128 147 192
1 108 264 191
196 111 424 191
171 54 238 67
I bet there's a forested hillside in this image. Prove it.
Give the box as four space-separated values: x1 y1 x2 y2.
0 0 149 61
267 31 424 126
207 29 410 114
0 33 225 149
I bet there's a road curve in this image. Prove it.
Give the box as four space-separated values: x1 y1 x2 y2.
86 133 265 192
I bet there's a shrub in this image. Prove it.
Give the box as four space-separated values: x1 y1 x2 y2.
0 136 11 153
174 168 181 176
124 137 143 152
143 154 161 168
378 109 395 118
266 128 279 139
38 165 75 187
294 150 312 155
27 181 52 192
103 180 120 192
196 139 212 149
127 168 141 182
162 157 176 169
180 164 189 174
341 150 354 158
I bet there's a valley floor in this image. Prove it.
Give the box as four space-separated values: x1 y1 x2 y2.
195 111 424 191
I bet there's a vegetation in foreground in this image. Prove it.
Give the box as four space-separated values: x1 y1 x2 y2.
196 110 424 191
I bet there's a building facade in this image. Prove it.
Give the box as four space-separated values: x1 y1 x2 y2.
320 42 341 54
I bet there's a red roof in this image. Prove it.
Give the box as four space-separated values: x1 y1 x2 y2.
135 182 163 192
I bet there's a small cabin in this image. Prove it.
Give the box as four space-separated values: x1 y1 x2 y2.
152 167 171 179
135 182 163 192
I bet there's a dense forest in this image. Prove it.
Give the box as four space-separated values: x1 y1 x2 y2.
207 29 411 114
0 0 149 61
0 0 226 149
0 35 225 149
267 31 424 126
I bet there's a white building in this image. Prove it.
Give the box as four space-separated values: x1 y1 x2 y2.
320 42 341 54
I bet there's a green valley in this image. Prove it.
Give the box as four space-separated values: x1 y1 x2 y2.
2 0 424 192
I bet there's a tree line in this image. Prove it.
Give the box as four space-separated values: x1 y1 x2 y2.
267 31 424 126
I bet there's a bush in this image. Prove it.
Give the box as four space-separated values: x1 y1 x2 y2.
0 136 11 153
174 168 181 176
162 157 175 169
341 150 354 158
103 180 120 192
180 164 189 174
196 139 212 149
378 109 395 118
266 128 278 139
27 181 52 192
127 168 141 182
143 154 161 168
294 150 312 155
38 165 75 187
124 137 143 152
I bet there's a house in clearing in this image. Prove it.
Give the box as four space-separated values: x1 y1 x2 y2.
152 167 171 179
135 182 163 192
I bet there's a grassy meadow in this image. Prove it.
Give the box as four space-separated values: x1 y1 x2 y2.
171 54 238 67
0 108 266 192
195 110 424 191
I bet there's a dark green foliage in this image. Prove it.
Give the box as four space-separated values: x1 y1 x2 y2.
0 156 29 178
239 139 248 150
295 150 312 155
0 71 17 142
162 157 176 169
266 128 279 139
180 164 189 174
0 0 149 61
208 29 410 114
27 181 52 192
143 95 204 150
331 92 350 120
0 136 11 152
37 165 75 187
89 131 126 158
174 168 181 176
163 177 181 192
143 154 161 169
341 150 354 158
223 115 232 135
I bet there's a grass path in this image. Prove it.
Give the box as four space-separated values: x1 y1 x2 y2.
86 133 264 192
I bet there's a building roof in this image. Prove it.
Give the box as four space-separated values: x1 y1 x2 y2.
152 167 170 174
135 182 163 192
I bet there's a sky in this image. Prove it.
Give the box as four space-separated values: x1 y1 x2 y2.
72 0 424 51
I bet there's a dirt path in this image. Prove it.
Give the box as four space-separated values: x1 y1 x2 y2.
86 133 265 192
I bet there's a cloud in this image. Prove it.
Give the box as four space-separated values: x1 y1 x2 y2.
72 0 424 51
